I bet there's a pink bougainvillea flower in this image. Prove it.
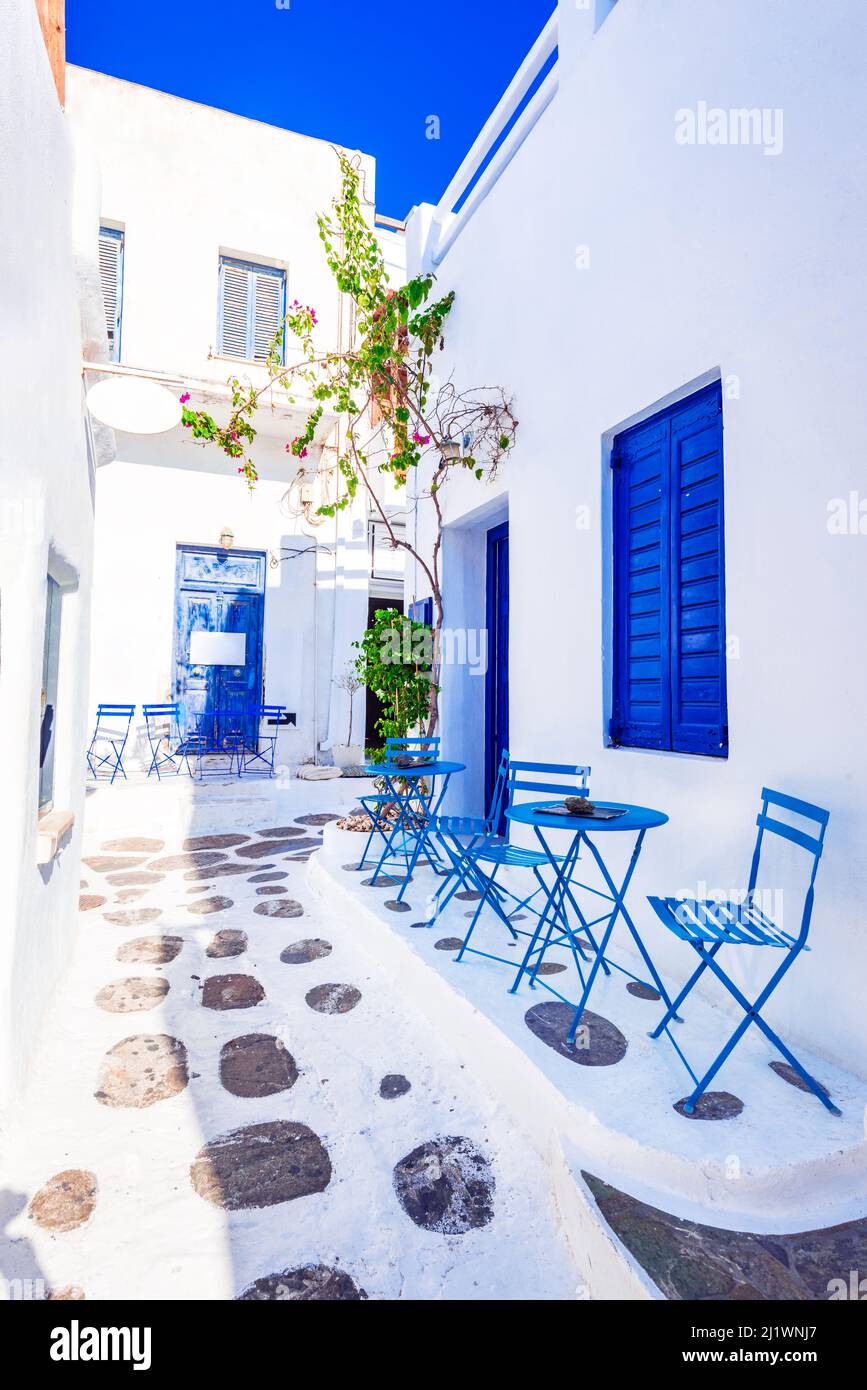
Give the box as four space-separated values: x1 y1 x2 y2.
412 430 431 446
179 392 191 404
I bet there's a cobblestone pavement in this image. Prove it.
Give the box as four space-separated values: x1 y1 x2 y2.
0 780 582 1301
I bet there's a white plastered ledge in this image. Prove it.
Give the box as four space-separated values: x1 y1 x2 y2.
36 809 75 865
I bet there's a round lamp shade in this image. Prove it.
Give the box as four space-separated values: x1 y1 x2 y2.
86 377 183 435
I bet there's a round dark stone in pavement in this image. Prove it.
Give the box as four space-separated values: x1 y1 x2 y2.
79 894 106 912
393 1136 495 1234
769 1060 831 1097
256 826 306 839
202 974 264 1010
183 833 250 851
256 885 286 896
187 896 234 916
341 862 366 873
456 890 483 902
95 977 169 1013
627 981 662 1001
103 908 163 927
238 1265 366 1301
410 921 433 929
253 898 304 920
280 837 321 853
28 1170 97 1232
295 813 340 827
116 889 147 902
190 1120 331 1210
219 1034 298 1098
94 1034 189 1109
435 938 464 951
674 1091 744 1121
186 861 269 881
237 839 305 860
281 939 332 965
206 930 248 960
101 837 165 854
149 851 228 872
535 961 567 976
525 1001 628 1066
106 870 165 887
117 935 183 965
305 983 361 1015
83 855 148 874
361 874 406 889
380 1074 411 1100
249 871 289 884
385 900 412 913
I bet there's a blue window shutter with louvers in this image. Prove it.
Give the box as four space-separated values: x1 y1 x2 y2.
218 257 286 362
669 385 728 755
98 227 123 362
612 413 671 750
612 380 727 757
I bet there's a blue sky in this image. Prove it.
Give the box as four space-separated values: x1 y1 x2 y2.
67 0 556 219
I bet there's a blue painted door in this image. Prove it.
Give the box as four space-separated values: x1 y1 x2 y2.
485 522 509 828
173 546 266 744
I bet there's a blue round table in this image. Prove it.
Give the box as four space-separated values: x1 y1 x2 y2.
361 760 466 901
504 799 674 1043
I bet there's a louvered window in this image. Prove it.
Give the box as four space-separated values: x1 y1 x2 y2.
611 382 728 757
217 256 286 362
98 226 124 362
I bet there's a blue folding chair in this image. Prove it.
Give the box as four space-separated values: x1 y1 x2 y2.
86 704 136 783
143 704 192 779
240 705 285 777
423 749 512 921
357 736 443 875
647 788 838 1116
454 759 604 980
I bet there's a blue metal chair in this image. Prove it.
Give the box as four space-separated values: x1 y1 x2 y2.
647 788 838 1116
143 704 191 779
240 705 285 777
86 704 135 783
455 759 603 979
357 736 443 875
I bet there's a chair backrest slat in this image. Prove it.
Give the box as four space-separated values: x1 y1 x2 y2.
748 788 830 945
755 812 824 858
504 759 591 837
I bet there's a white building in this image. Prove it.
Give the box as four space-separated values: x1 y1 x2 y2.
0 1 112 1113
66 67 407 773
406 0 867 1079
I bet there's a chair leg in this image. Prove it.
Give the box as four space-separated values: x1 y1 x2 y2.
682 943 842 1117
648 940 724 1038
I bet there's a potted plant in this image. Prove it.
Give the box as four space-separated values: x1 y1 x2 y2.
331 663 364 769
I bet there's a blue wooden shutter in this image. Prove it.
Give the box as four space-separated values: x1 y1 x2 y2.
669 385 728 755
409 598 434 627
218 257 285 361
252 266 285 360
98 227 123 362
612 415 671 750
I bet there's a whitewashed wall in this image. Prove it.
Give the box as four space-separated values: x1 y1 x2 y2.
0 3 106 1111
408 0 867 1077
67 68 406 765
